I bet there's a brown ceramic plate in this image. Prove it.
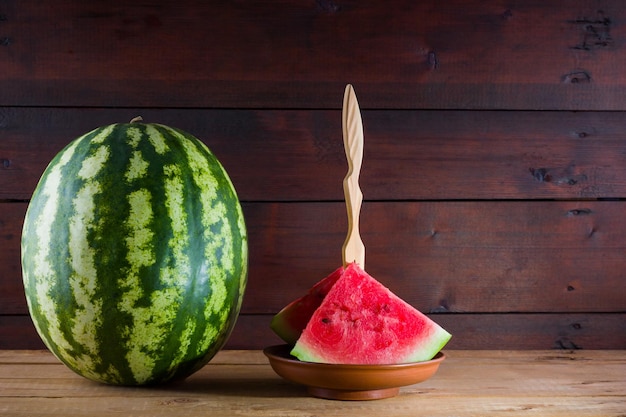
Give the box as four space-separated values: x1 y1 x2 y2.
263 344 445 400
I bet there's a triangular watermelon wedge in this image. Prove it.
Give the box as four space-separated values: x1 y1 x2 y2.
270 266 343 345
290 263 451 364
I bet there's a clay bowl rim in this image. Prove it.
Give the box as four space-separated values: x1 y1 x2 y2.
263 344 446 400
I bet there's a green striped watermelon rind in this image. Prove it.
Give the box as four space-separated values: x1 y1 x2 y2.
21 121 248 385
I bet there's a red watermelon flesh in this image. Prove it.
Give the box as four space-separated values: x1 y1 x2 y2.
270 266 343 345
290 263 451 364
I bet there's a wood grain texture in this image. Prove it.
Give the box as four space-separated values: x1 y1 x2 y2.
0 202 25 315
2 108 626 201
341 84 366 267
230 313 626 350
1 0 625 350
1 350 624 416
5 200 626 315
243 200 626 314
0 1 625 109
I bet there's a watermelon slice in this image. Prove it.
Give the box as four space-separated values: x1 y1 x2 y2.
290 263 451 364
270 266 343 345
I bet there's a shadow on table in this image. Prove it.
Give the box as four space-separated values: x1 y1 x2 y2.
157 376 307 398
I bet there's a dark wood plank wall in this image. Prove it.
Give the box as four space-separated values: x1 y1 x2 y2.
1 1 625 350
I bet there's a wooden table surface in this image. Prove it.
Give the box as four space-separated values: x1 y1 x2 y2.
1 349 624 416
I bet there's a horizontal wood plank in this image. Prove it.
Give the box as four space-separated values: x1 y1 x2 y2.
4 200 626 315
3 313 625 350
226 313 626 350
243 200 626 314
1 1 625 110
0 203 24 315
3 108 626 201
1 350 624 417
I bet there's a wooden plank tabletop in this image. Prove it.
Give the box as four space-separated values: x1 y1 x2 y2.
0 350 624 416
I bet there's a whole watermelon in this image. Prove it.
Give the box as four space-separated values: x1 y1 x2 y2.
21 119 248 385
